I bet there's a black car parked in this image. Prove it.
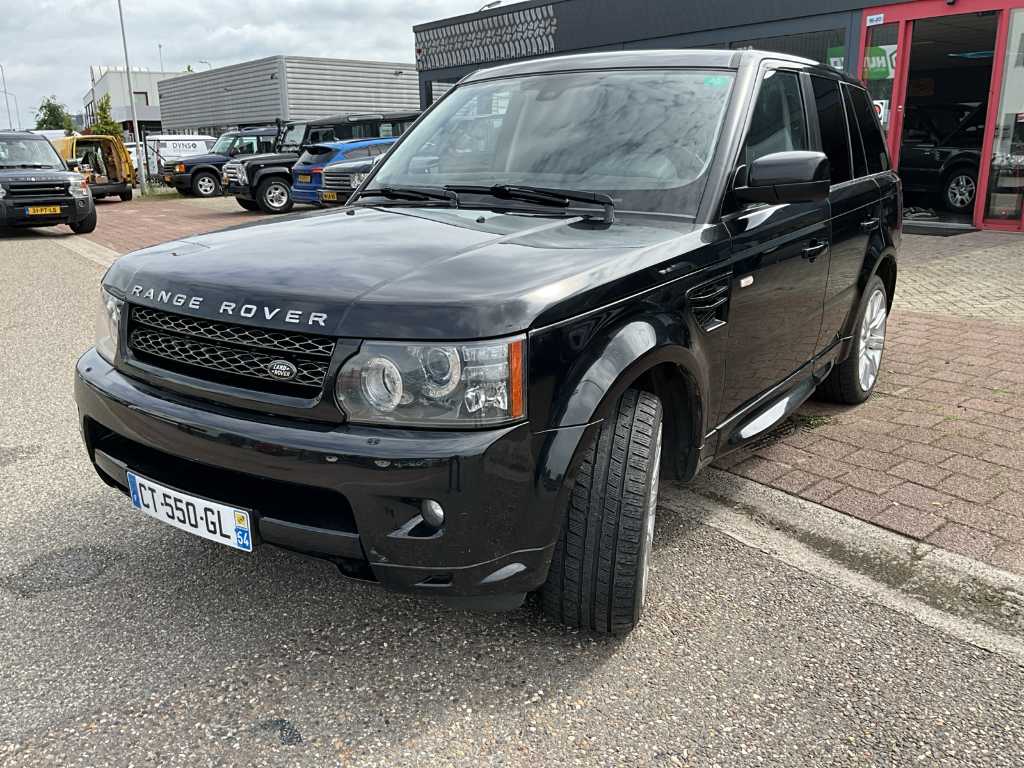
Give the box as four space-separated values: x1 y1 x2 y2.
0 131 96 234
76 50 899 634
899 102 985 213
221 111 419 213
161 127 277 198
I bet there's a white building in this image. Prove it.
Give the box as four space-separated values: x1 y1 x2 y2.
82 66 181 138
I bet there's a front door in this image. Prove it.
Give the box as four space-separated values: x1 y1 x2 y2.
719 69 830 420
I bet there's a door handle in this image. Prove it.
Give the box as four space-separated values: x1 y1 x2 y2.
860 217 880 233
802 241 828 262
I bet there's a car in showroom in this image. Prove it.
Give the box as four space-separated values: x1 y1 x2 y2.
222 111 418 213
161 127 277 198
1 130 96 233
291 138 396 206
75 50 899 634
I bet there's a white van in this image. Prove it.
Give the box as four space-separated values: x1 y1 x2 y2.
138 134 216 177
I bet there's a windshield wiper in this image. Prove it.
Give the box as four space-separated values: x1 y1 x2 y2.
447 184 616 224
352 185 459 207
0 163 54 169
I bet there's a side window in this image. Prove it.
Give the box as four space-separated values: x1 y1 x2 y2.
841 84 869 178
741 70 808 166
236 137 259 155
343 147 372 160
810 76 852 185
848 86 889 173
259 136 275 153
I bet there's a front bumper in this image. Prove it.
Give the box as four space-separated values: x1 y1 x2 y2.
291 186 319 204
162 172 192 190
0 196 94 227
75 348 587 609
223 181 253 201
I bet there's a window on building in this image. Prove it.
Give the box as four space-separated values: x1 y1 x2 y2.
841 84 869 178
731 28 846 70
741 70 808 167
847 85 889 174
133 91 149 107
810 76 852 185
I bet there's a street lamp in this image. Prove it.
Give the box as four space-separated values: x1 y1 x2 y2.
198 60 213 70
115 0 148 193
0 90 20 130
0 64 12 129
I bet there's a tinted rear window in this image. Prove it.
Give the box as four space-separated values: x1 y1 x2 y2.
848 86 889 173
841 84 868 178
810 76 852 185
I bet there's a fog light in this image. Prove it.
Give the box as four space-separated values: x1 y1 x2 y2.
421 499 445 528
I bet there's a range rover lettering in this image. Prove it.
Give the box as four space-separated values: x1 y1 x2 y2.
75 51 899 634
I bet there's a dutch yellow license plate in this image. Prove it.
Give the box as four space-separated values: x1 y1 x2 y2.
298 174 311 183
26 206 61 215
321 191 338 202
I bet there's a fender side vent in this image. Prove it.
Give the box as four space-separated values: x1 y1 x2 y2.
687 276 731 332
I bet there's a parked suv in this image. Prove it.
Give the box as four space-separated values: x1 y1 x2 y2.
899 102 985 213
161 128 277 198
75 51 899 634
222 112 418 213
1 131 96 233
292 138 395 205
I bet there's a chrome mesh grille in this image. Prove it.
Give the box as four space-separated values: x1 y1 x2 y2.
130 329 329 387
222 164 244 184
321 170 354 192
8 183 70 199
133 306 334 357
127 306 335 393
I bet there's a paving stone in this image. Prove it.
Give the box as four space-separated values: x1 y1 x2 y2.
938 454 1004 480
801 478 846 503
894 442 955 465
825 487 895 523
872 506 945 539
926 523 1001 561
731 456 789 484
889 460 952 488
885 482 957 512
768 470 820 495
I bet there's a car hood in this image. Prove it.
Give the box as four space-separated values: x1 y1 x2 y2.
179 153 228 166
235 152 299 165
0 168 78 183
104 207 707 340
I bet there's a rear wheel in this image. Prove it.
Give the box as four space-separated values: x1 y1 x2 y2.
541 388 663 635
119 188 133 202
191 171 220 198
235 197 260 211
256 177 293 214
69 209 97 234
943 168 977 213
818 275 888 404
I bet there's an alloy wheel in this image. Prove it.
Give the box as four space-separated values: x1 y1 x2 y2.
638 423 662 608
196 175 216 196
947 174 976 209
858 288 887 392
265 183 289 210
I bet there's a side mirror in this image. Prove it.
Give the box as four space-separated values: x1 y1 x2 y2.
66 159 81 171
734 151 830 205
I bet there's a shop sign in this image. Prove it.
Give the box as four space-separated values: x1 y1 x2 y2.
864 44 897 80
827 46 846 70
873 100 890 127
866 13 885 27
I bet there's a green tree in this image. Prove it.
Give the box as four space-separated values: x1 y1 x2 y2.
88 94 122 137
34 95 73 133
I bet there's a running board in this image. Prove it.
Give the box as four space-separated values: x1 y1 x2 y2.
729 376 818 446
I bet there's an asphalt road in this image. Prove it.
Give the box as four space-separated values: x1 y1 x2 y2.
2 232 1024 767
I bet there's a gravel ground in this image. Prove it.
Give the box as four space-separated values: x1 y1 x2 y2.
2 232 1024 767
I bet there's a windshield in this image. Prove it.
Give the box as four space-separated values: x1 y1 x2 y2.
210 134 238 154
372 69 735 216
0 136 65 169
279 123 307 152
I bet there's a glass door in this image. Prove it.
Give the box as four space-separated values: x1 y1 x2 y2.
983 9 1024 227
861 20 901 147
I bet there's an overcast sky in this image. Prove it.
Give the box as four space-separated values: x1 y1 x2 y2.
0 0 473 129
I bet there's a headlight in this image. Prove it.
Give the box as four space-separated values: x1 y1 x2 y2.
95 287 123 364
349 173 367 188
69 175 90 198
336 336 526 427
175 163 186 173
0 185 6 199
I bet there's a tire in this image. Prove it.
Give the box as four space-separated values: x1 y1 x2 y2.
256 177 293 214
191 171 221 198
818 275 888 404
235 197 260 211
541 388 664 635
942 168 977 213
119 188 133 202
69 209 97 235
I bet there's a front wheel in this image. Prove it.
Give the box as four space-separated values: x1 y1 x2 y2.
256 178 293 214
943 169 977 213
191 171 221 198
541 388 663 635
69 209 97 234
818 275 888 404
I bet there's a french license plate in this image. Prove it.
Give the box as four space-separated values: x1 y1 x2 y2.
321 191 338 202
297 174 312 183
126 471 253 552
26 206 61 215
164 175 172 183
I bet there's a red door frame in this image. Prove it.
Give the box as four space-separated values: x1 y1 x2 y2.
858 0 1024 230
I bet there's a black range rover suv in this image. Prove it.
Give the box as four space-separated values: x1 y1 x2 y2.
75 51 899 634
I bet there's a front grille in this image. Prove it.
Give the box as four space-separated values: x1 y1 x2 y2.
128 305 335 395
160 161 178 174
7 182 70 199
222 164 243 184
321 170 354 192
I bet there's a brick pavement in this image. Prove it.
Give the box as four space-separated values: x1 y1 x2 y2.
83 193 273 254
716 231 1024 574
